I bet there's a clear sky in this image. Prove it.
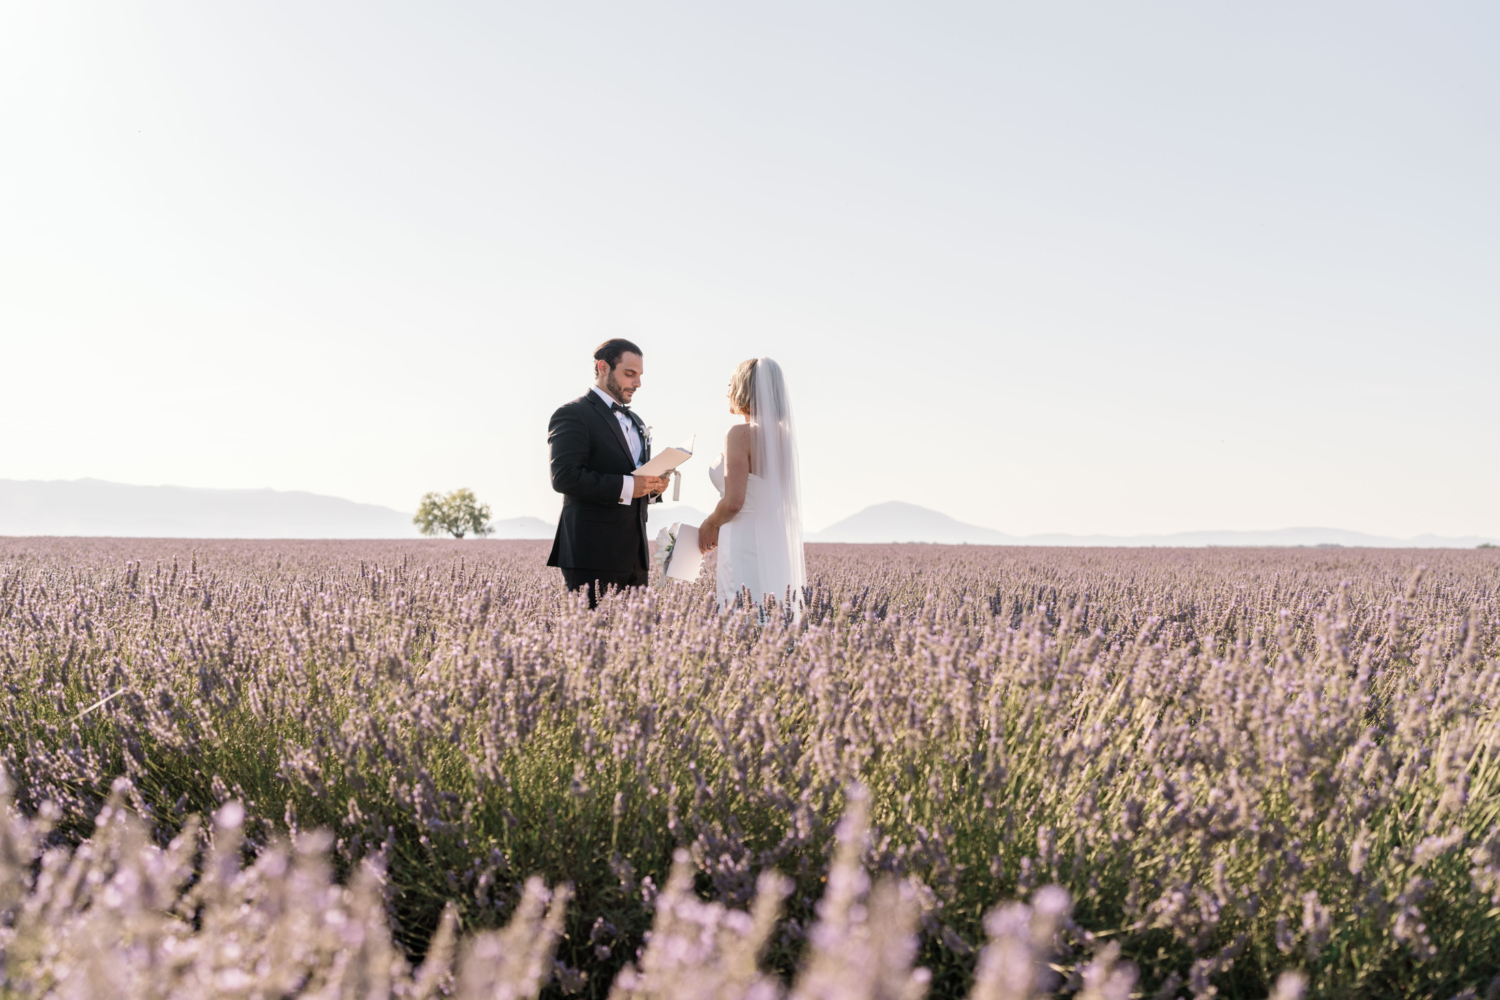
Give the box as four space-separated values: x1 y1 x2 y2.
2 2 1495 537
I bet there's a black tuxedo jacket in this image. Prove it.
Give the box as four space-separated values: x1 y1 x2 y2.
546 391 659 572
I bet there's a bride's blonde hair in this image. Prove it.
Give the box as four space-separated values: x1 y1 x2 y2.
728 359 758 415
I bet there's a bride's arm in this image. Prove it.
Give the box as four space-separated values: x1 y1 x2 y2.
698 426 751 553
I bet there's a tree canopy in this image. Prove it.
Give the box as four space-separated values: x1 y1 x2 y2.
414 488 493 539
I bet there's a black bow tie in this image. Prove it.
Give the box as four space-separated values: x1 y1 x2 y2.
611 402 631 414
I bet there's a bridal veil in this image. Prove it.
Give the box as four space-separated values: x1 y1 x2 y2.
748 357 806 606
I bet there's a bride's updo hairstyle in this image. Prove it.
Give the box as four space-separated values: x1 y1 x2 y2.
728 359 758 415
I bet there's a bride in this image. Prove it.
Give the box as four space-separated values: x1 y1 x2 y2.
697 357 806 612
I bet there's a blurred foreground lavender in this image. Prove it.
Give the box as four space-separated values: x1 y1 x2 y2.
3 773 1303 1000
1 538 1498 998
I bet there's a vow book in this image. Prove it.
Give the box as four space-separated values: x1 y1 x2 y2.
633 440 693 478
635 436 694 501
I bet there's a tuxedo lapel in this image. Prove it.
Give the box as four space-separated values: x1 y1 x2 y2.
587 391 635 465
625 409 650 463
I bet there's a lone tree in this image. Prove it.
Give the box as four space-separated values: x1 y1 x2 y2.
414 488 494 539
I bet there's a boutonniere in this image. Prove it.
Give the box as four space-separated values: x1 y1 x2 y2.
643 424 654 449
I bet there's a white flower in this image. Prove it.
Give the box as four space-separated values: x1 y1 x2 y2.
652 525 678 587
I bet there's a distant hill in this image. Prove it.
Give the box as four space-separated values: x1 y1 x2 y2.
809 502 1016 544
809 502 1497 548
486 516 556 540
648 502 710 534
0 479 545 540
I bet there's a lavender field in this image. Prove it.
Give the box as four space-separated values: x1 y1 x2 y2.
2 538 1498 999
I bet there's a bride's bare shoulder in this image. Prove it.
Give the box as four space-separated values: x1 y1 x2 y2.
725 423 752 447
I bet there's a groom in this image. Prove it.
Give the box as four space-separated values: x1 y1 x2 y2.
546 338 671 608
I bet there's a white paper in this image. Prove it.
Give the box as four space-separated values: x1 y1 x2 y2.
633 446 693 478
664 523 704 581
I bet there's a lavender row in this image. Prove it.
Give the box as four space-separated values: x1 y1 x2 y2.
1 538 1497 997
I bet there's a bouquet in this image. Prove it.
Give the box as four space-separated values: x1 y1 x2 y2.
652 524 679 588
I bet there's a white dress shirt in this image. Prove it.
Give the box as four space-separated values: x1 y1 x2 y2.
592 386 642 504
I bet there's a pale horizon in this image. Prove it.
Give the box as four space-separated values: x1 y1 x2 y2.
3 2 1496 538
3 475 1496 545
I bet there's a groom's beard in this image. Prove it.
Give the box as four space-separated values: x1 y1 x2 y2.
604 371 633 404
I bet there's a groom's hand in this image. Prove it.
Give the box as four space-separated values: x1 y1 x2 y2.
632 475 670 498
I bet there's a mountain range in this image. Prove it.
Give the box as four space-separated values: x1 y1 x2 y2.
0 478 426 539
807 502 1497 548
2 481 1492 548
0 479 708 542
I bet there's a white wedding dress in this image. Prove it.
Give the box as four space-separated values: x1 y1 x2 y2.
706 358 806 613
709 454 766 608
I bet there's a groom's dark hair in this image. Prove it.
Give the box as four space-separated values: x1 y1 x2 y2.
594 338 643 371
